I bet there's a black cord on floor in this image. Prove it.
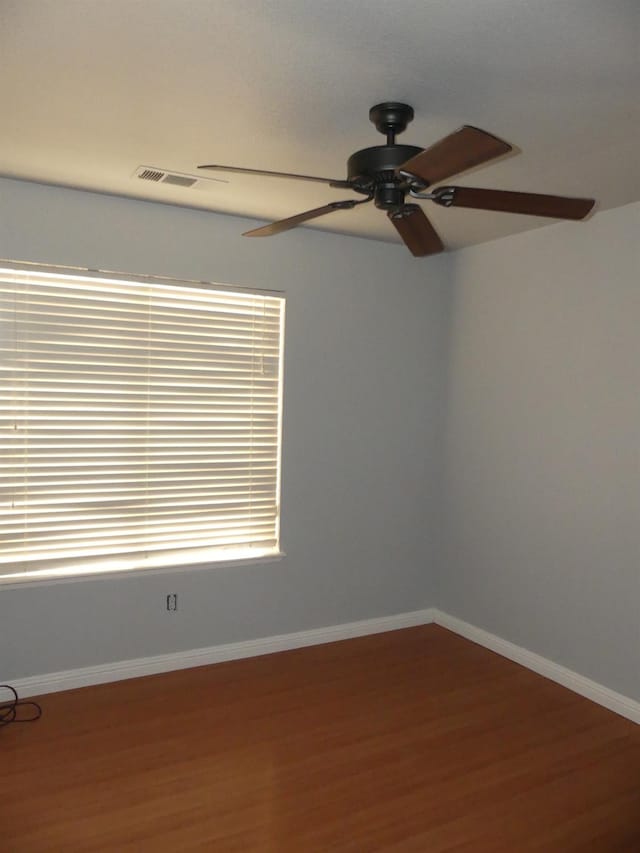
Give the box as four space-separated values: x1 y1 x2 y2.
0 684 42 727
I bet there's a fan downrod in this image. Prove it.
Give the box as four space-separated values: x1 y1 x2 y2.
369 102 414 145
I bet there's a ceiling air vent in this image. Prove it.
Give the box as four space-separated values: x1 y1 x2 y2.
138 168 165 182
133 165 227 190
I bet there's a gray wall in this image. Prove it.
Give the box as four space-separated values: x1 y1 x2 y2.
2 177 637 704
439 203 640 701
0 177 450 680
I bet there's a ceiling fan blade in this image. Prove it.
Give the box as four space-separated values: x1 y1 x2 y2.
399 126 512 187
388 205 445 257
243 200 358 237
436 186 595 220
198 163 351 189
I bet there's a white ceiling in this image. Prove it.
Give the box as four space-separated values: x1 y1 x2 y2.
1 0 638 252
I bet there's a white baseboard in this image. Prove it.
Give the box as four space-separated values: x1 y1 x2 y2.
11 607 436 699
10 605 639 726
433 609 640 725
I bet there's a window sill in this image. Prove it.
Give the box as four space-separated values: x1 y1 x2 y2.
0 550 287 590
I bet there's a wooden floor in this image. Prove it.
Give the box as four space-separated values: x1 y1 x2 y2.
2 625 639 852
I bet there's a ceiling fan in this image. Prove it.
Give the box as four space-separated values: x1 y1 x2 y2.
198 103 595 257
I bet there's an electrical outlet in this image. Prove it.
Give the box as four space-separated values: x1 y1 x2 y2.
166 593 178 612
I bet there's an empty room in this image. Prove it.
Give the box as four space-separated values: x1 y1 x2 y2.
1 1 638 851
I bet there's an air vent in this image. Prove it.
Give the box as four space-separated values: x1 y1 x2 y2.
138 168 165 182
133 165 228 191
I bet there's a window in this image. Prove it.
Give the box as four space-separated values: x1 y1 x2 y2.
0 263 285 583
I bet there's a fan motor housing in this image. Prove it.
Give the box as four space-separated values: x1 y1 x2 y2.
347 144 424 207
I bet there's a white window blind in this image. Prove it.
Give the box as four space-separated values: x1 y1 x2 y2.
0 264 285 583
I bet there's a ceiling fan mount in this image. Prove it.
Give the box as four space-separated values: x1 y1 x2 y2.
198 102 595 257
368 102 415 140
